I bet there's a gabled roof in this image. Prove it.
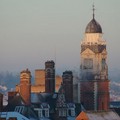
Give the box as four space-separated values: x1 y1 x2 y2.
67 103 75 108
101 49 107 55
76 111 88 120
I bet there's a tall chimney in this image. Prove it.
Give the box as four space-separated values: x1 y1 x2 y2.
0 93 3 111
45 60 55 93
20 69 31 105
62 71 73 102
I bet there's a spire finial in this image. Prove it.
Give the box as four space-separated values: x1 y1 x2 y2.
92 3 95 19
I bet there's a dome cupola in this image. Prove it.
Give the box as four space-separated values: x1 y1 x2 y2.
85 5 102 33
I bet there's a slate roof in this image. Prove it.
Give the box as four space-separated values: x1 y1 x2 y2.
31 92 58 112
110 101 120 108
3 95 24 111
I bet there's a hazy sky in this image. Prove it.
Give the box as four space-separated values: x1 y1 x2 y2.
0 0 120 74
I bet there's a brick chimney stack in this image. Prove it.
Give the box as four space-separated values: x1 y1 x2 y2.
20 69 31 105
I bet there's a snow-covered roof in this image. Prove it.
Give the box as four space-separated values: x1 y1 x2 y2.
88 111 120 120
67 116 76 120
31 93 51 103
110 101 120 108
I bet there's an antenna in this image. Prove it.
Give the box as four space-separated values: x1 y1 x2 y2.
54 45 56 90
54 44 56 70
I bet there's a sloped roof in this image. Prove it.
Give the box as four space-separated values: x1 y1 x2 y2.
31 93 52 103
76 110 120 120
76 111 88 120
67 116 76 120
31 92 58 111
4 95 24 111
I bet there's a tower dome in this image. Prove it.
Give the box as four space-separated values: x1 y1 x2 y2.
85 18 102 33
85 4 102 33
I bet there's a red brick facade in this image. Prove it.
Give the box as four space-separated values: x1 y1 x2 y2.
20 69 31 105
97 80 109 110
80 80 109 111
80 81 94 110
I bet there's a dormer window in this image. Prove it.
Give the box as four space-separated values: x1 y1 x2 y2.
67 103 75 117
59 109 66 117
67 109 75 117
45 109 49 117
34 108 43 118
39 109 43 118
41 103 50 118
71 109 75 116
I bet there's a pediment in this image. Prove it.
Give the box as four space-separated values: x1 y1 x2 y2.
101 49 107 55
81 48 95 56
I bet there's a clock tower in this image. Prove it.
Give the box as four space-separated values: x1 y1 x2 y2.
80 5 109 111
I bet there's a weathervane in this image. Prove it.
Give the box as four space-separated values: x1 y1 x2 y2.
92 3 95 19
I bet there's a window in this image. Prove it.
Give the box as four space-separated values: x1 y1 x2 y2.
67 109 75 116
34 108 43 118
63 109 66 116
102 58 106 70
83 58 93 69
59 109 66 117
45 109 49 117
38 110 43 118
67 109 69 116
71 109 75 116
59 110 62 116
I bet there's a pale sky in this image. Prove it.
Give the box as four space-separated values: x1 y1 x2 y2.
0 0 120 74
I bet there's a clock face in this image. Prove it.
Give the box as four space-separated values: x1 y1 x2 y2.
83 58 93 69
